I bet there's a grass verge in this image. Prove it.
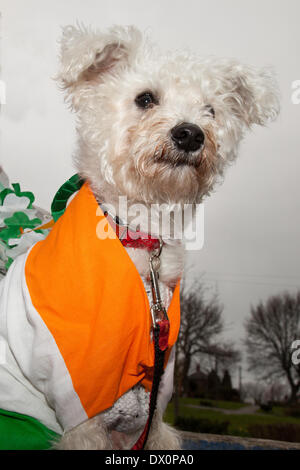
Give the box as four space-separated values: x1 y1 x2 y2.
164 398 300 441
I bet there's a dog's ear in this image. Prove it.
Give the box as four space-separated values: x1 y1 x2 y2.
56 24 142 94
220 60 280 127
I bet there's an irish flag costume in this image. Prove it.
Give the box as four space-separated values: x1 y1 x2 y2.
0 182 180 449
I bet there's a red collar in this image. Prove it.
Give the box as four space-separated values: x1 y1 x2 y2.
103 210 161 251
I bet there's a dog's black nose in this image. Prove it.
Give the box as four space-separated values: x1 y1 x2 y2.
171 123 205 152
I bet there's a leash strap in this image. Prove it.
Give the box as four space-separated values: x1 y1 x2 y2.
132 243 170 450
131 318 169 450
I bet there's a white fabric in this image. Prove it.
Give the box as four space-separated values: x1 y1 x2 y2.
157 346 175 414
0 248 88 433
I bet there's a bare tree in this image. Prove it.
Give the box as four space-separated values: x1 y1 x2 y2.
264 382 287 404
174 281 224 415
245 291 300 403
173 281 242 418
242 380 287 405
242 381 266 405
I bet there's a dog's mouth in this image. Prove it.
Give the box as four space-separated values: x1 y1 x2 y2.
155 147 203 168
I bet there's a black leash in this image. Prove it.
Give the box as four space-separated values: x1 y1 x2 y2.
132 242 170 450
131 318 169 450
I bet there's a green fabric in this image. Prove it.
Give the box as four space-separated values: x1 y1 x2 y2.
51 174 84 222
0 409 61 450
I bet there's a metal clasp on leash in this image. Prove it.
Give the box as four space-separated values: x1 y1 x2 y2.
149 238 169 327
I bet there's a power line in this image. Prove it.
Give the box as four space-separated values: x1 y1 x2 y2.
202 276 300 289
204 270 300 281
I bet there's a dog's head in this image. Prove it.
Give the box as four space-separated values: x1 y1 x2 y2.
57 24 279 205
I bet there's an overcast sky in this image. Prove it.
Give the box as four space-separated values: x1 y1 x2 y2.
1 0 300 388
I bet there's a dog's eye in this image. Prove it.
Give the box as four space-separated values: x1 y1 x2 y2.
135 91 158 109
205 105 215 118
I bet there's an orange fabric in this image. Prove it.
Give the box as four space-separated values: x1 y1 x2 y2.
25 183 180 419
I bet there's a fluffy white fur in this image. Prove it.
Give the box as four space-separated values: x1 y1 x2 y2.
53 24 279 449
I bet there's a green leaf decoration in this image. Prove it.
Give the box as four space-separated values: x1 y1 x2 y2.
0 183 35 208
0 212 42 244
0 188 14 205
51 174 84 222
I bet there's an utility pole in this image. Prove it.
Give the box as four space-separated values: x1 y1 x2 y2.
239 366 242 398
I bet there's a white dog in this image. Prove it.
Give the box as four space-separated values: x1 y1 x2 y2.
0 24 279 450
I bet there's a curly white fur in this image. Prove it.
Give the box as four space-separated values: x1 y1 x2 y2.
53 23 279 450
